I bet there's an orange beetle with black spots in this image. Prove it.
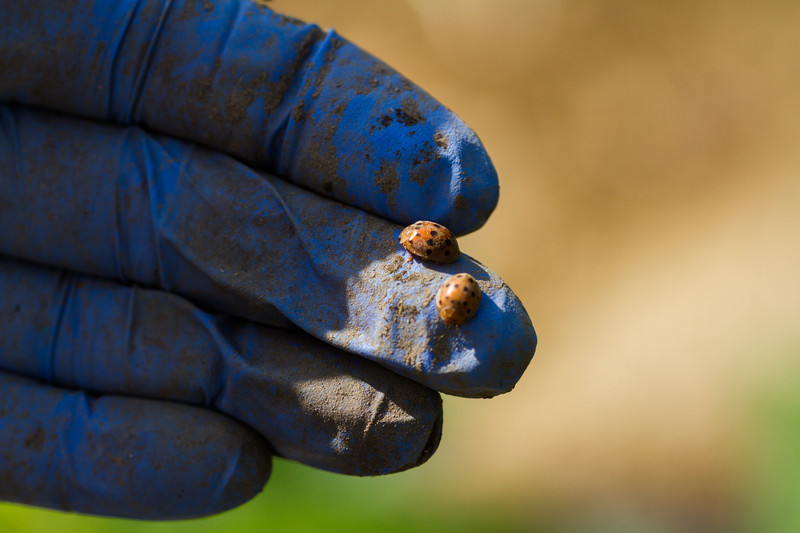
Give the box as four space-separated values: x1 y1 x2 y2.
436 273 481 325
398 221 459 263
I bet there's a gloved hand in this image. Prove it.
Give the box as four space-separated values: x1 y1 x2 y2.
0 0 537 520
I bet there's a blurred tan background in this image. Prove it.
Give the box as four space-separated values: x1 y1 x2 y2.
273 0 799 530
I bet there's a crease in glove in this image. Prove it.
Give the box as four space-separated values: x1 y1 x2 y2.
0 0 498 234
0 255 443 476
0 105 536 397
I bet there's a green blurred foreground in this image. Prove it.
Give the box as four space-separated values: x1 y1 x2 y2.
2 375 800 533
0 458 536 533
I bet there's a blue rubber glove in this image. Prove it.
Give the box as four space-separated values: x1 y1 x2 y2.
0 0 537 520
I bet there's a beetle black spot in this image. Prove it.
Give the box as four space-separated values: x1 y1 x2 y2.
444 250 450 256
433 223 441 227
445 284 450 288
426 249 432 254
454 284 459 288
430 230 438 237
471 291 476 296
427 239 434 246
444 239 452 246
463 287 468 291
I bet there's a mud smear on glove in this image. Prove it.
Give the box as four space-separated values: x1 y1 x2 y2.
0 0 499 233
2 106 534 398
0 256 444 476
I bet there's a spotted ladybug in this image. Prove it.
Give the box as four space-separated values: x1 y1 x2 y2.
398 221 459 263
436 273 481 325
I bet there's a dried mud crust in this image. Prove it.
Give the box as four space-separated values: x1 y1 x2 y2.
3 102 527 397
1 0 495 235
149 13 455 223
335 219 520 396
0 255 444 477
236 171 530 397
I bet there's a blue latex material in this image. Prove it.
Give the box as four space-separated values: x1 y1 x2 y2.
0 0 498 235
0 0 537 520
0 371 271 520
0 254 442 477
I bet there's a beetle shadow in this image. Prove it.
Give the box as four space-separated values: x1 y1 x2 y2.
408 252 492 281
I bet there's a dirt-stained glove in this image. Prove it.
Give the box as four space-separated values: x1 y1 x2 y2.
0 0 536 520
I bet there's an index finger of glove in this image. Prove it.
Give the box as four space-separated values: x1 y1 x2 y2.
1 105 535 397
0 0 497 235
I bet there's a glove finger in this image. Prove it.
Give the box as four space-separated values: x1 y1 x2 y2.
0 255 442 476
0 370 270 520
0 105 536 397
0 0 496 235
